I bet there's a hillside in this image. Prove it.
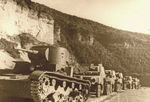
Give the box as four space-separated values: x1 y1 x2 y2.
1 0 150 77
33 2 150 75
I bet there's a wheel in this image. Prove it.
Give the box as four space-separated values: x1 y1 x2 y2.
110 84 113 93
82 86 89 101
96 84 101 97
108 84 111 95
115 84 119 92
129 84 132 89
100 84 104 95
104 84 110 95
84 89 89 101
123 83 126 90
112 84 115 92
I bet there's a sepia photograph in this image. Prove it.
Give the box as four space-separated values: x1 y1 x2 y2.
0 0 149 102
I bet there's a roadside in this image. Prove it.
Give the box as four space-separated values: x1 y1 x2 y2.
87 92 119 102
87 87 150 102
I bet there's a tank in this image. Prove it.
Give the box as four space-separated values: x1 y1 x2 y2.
123 76 133 89
104 70 116 95
115 72 123 92
74 64 106 97
132 77 141 89
0 45 90 102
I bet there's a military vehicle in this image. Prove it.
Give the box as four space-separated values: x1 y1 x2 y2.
115 72 123 92
132 78 141 89
123 76 133 89
0 45 90 102
104 70 116 95
132 78 137 89
74 64 106 97
136 78 141 89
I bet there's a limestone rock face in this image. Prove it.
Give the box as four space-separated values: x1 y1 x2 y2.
0 50 15 69
0 0 54 44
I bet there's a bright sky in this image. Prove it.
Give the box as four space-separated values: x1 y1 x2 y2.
32 0 150 34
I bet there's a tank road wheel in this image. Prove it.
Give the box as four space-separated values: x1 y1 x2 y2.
96 84 101 97
115 83 118 92
55 81 69 102
129 83 132 89
79 84 82 91
82 86 89 101
68 83 89 102
123 83 126 90
72 83 75 90
78 84 85 101
82 86 89 102
68 83 77 101
100 84 104 95
116 83 121 92
79 84 89 101
31 75 56 102
104 84 110 95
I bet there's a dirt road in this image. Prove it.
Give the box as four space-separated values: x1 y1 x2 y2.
0 87 149 102
88 87 150 102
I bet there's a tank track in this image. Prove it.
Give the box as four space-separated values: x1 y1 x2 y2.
30 71 90 102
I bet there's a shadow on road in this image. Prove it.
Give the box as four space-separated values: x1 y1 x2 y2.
0 96 33 102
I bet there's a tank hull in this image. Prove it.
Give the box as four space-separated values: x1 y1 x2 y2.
0 71 90 102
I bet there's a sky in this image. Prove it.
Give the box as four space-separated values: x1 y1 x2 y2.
32 0 150 34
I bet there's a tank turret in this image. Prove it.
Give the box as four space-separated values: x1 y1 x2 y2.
15 45 71 74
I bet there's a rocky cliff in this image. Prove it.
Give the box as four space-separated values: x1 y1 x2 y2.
0 0 54 44
0 0 56 69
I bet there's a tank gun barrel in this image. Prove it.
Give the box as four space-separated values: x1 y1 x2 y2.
16 48 39 54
